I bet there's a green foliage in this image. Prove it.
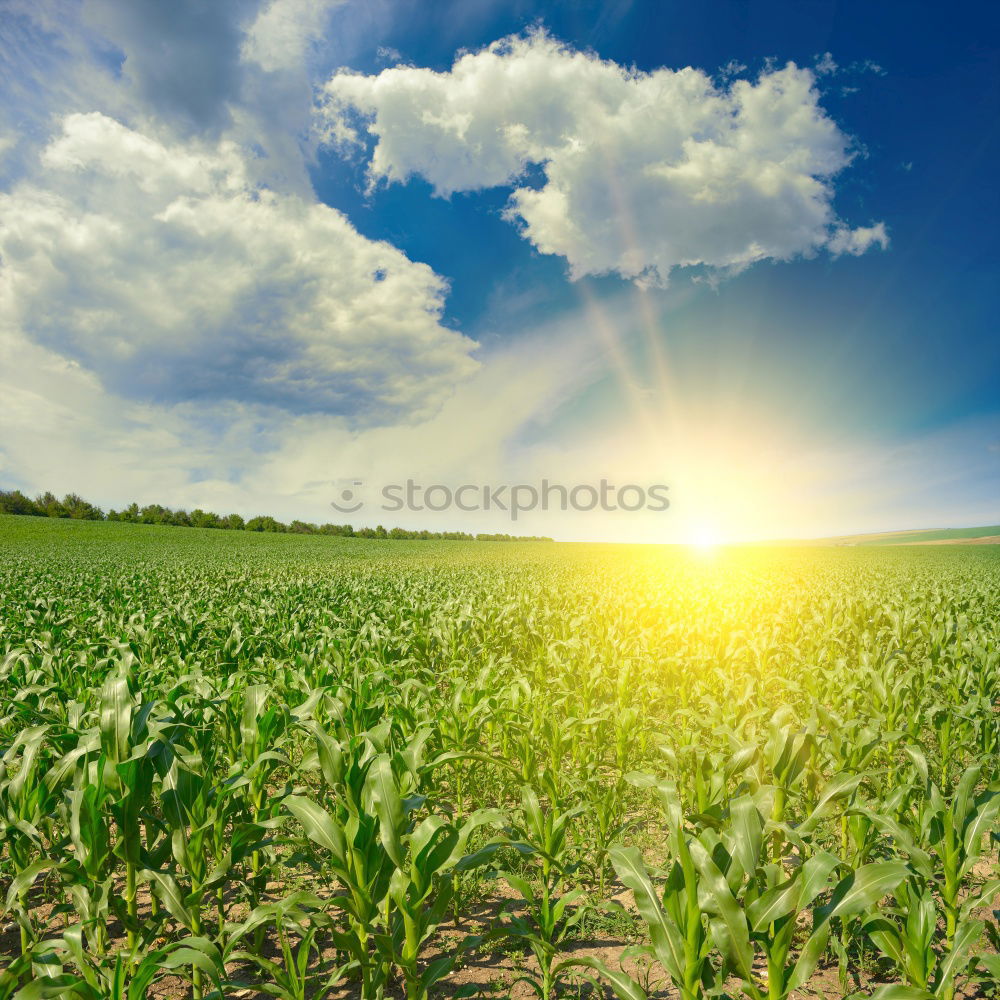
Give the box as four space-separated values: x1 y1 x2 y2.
0 516 997 998
1 486 552 539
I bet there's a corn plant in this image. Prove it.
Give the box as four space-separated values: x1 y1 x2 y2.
8 928 226 1000
225 894 351 1000
606 790 723 1000
285 733 501 1000
688 804 908 1000
1 725 66 957
857 759 1000 999
95 666 162 956
493 785 589 1000
2 515 999 1000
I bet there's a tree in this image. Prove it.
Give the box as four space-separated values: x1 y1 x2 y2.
0 490 41 516
245 515 287 533
36 492 69 517
139 504 169 524
191 509 221 529
61 493 104 520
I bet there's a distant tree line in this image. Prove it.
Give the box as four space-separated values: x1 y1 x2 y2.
0 489 553 542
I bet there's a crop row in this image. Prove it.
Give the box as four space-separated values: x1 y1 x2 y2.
0 521 998 998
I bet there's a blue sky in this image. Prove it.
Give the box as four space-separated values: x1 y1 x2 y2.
0 0 997 541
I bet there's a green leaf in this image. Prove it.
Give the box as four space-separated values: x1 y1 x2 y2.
861 810 933 876
4 860 59 915
240 684 269 750
962 790 1000 869
933 919 983 992
904 746 929 784
799 772 865 832
961 877 1000 918
8 727 49 802
868 987 935 1000
557 956 647 1000
142 869 195 931
729 795 764 877
797 850 841 909
862 916 905 967
99 670 132 766
312 727 344 787
284 795 347 863
158 936 226 987
609 845 685 984
953 765 982 828
747 877 800 932
978 953 1000 979
368 753 405 867
786 921 832 994
501 871 536 905
821 862 909 922
689 839 754 981
420 954 457 990
13 974 90 1000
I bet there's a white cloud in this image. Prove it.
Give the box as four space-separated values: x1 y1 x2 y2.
2 13 946 543
321 30 888 283
0 290 600 525
2 0 342 197
242 0 345 73
827 222 889 256
814 52 838 76
376 45 402 65
0 2 125 178
4 291 996 544
0 113 478 422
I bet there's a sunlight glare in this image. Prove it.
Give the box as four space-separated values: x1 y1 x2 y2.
687 523 723 551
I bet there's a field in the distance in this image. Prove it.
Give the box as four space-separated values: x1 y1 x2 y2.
795 525 1000 547
1 515 998 1000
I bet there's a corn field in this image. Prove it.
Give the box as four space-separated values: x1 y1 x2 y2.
1 515 998 999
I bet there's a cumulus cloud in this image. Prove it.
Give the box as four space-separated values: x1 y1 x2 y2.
0 113 478 421
243 0 345 73
1 0 345 195
0 286 603 526
321 31 888 283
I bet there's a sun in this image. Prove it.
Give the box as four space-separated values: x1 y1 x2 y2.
686 523 723 551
